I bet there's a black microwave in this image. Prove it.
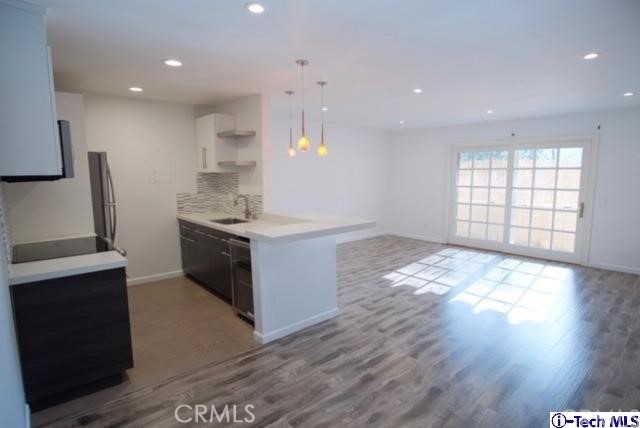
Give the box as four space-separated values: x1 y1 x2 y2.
1 120 74 182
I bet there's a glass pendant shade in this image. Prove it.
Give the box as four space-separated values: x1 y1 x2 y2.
317 143 328 157
287 147 296 157
298 135 310 151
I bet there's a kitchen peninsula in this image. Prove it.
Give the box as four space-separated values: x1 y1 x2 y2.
177 211 375 343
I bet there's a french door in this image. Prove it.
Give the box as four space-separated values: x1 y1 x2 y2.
449 139 593 264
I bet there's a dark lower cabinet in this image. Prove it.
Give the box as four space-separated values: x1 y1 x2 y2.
179 220 232 300
10 267 133 411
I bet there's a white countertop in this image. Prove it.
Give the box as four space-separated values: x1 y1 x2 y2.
9 251 128 286
177 211 376 244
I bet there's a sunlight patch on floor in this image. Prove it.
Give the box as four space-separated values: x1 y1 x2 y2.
382 247 572 325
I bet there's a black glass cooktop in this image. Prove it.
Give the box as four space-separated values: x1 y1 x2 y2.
12 237 114 264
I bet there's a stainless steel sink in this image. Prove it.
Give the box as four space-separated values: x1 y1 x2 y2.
210 218 248 225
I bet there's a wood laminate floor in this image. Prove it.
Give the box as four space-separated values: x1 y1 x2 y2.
34 236 640 427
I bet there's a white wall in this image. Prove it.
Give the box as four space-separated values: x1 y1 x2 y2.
265 97 390 242
0 193 27 428
388 106 640 273
197 95 263 195
5 92 94 243
83 94 197 282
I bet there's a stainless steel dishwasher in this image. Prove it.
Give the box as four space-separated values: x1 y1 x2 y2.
228 238 253 321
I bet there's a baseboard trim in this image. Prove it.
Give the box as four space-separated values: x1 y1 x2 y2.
336 230 388 244
253 307 339 345
25 403 30 428
588 261 640 275
387 231 445 244
127 270 184 286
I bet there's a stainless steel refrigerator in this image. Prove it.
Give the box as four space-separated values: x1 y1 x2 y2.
88 151 126 256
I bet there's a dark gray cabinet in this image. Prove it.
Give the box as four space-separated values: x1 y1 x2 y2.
10 268 133 410
179 220 232 300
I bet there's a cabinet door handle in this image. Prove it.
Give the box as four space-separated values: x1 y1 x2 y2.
205 233 220 240
180 235 195 243
221 252 231 257
202 147 207 169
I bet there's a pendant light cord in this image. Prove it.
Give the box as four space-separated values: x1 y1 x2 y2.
300 63 305 135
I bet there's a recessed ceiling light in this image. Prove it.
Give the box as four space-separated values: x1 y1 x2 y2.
487 109 494 114
164 59 182 67
245 3 265 14
399 120 404 125
321 106 328 111
583 52 599 60
413 88 423 94
129 86 143 92
623 92 634 97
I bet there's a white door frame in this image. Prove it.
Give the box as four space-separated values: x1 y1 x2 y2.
445 134 599 266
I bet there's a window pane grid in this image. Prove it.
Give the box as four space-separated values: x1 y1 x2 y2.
455 150 508 242
507 147 582 253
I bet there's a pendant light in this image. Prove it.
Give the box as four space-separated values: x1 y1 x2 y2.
295 59 311 152
317 81 328 157
285 90 296 157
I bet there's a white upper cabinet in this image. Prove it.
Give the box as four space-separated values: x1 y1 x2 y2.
195 113 236 173
0 0 61 177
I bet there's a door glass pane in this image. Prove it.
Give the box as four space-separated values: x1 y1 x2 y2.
511 208 530 227
512 189 532 207
491 169 507 187
510 227 529 246
470 223 487 239
487 225 503 242
532 190 554 209
557 169 581 189
509 145 583 254
458 152 473 169
473 170 489 186
457 170 472 186
454 149 507 242
472 188 489 204
515 150 535 168
552 232 575 252
489 188 506 205
555 191 579 210
513 169 533 188
553 211 577 232
457 221 469 237
535 148 557 167
474 152 491 168
488 206 505 224
530 230 552 249
558 147 583 168
531 210 552 229
534 169 556 189
471 205 488 222
456 204 470 220
457 187 471 203
491 151 508 168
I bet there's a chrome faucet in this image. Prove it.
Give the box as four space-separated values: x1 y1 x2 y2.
234 194 253 220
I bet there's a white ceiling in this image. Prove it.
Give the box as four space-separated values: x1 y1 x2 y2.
36 0 640 129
